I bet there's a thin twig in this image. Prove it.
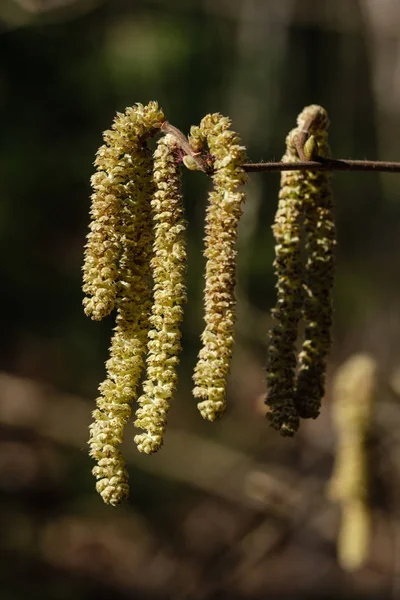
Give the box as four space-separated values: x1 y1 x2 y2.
161 121 400 174
243 159 400 173
160 121 209 173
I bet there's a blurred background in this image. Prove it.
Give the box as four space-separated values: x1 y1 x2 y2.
1 0 400 598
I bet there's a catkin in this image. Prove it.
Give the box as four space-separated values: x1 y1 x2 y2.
265 104 335 433
328 354 377 571
83 102 164 320
264 128 305 436
134 134 187 454
294 105 336 420
87 102 164 505
89 147 155 505
82 163 122 320
189 115 247 422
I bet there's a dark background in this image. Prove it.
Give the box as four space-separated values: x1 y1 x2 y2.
1 0 400 598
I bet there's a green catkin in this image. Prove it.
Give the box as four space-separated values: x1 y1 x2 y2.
264 125 305 435
328 354 377 571
189 115 247 421
87 102 164 505
134 134 187 454
294 105 336 419
265 104 335 434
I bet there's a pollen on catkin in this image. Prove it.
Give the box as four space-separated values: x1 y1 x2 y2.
189 114 247 421
89 147 155 505
328 354 377 571
87 102 164 505
134 134 187 454
82 102 164 320
264 126 306 436
294 105 336 420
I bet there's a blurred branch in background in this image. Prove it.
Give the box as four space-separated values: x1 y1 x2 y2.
0 0 103 29
0 372 321 515
13 0 91 13
1 367 400 598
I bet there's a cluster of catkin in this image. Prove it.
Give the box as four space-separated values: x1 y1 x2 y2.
265 105 336 435
83 101 338 505
83 102 247 504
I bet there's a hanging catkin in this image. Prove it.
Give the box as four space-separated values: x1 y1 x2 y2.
83 100 340 506
294 105 336 420
86 102 165 505
328 354 377 571
134 134 187 454
189 114 247 421
264 124 304 435
265 104 336 434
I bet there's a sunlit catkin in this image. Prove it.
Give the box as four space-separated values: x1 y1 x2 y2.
134 134 187 454
82 164 121 319
294 105 336 419
87 102 164 505
189 114 247 421
328 354 377 571
83 102 164 320
264 124 305 436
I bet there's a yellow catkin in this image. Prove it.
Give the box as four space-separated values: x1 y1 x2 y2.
134 134 187 454
189 114 247 421
337 501 371 573
87 102 164 505
83 102 164 320
82 167 121 320
294 105 336 420
328 354 377 571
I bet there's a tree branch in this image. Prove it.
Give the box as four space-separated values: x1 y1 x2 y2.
242 158 400 173
160 121 210 173
160 121 400 174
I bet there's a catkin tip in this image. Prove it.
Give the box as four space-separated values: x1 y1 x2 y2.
197 399 226 422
